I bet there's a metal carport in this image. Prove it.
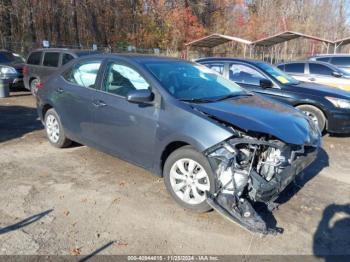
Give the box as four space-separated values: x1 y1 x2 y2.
333 37 350 53
185 33 252 58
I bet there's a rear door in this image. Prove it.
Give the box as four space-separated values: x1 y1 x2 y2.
26 51 43 88
54 59 103 143
281 63 308 82
41 52 61 81
92 59 159 168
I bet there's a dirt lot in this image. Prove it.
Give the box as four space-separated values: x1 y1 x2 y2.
0 90 350 257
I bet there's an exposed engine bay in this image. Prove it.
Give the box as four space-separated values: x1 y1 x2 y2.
205 129 318 235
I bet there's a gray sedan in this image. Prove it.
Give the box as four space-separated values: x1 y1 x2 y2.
35 54 320 234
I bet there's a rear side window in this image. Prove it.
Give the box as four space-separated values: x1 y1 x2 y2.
204 63 224 74
27 52 42 65
43 52 60 67
62 53 74 65
331 57 350 66
315 57 330 63
283 63 305 73
63 60 102 88
309 63 333 75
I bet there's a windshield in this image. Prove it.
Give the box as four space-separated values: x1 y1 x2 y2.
144 61 246 101
257 62 299 85
0 52 24 63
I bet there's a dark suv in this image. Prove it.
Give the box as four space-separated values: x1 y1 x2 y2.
24 48 100 95
0 50 25 89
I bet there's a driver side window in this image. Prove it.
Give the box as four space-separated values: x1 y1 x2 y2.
103 63 150 97
229 64 266 86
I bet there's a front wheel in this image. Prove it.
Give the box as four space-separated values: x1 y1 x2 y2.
44 108 72 148
296 104 326 133
163 145 216 213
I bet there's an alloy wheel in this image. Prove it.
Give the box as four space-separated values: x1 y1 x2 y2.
46 114 60 143
303 111 319 128
169 158 210 205
30 79 39 96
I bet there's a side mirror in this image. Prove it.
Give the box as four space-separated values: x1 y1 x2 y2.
332 71 342 78
260 79 273 88
126 89 154 104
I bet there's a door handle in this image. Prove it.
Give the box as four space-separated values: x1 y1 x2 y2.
92 100 107 108
56 87 64 93
309 78 316 81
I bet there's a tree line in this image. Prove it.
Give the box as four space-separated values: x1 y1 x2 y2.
0 0 349 56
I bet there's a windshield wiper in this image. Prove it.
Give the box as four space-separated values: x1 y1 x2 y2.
179 98 214 103
180 93 252 103
212 92 252 102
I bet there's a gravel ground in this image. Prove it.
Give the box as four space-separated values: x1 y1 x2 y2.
0 90 349 257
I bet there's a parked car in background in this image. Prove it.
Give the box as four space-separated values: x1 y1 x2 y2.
309 54 350 73
0 50 25 89
197 57 350 134
36 54 320 234
24 48 100 95
276 61 350 91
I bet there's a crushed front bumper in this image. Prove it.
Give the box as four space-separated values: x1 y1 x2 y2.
249 146 318 203
206 145 319 235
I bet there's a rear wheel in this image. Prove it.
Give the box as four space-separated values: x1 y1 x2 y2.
163 145 216 212
44 108 72 148
296 104 326 132
30 78 39 96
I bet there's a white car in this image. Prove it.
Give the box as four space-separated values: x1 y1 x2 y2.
277 61 350 91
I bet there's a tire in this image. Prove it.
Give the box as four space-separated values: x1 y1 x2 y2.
44 108 72 148
163 145 217 213
30 78 39 96
296 104 326 132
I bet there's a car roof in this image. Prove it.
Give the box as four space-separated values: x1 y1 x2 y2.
195 57 263 65
309 54 350 58
74 53 187 63
277 60 334 66
29 48 99 55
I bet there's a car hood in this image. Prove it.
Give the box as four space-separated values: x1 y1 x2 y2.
291 81 350 99
0 61 24 70
191 95 312 145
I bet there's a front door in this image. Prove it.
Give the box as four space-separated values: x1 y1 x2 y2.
227 63 294 105
92 60 159 168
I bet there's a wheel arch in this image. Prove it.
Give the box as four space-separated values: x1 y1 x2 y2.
29 76 39 85
159 141 190 177
42 103 54 121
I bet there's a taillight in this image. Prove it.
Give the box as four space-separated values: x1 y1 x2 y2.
22 65 27 76
36 81 44 89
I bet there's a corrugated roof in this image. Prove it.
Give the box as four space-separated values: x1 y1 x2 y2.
252 31 334 46
333 36 350 46
186 33 252 48
186 31 350 50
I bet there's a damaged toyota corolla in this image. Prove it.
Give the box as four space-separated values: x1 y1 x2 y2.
36 55 321 234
